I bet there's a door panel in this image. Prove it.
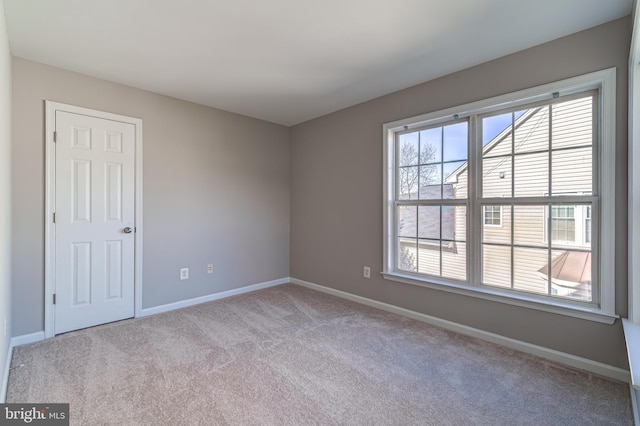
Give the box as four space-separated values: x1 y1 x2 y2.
55 111 135 334
105 163 123 222
105 240 123 300
72 159 91 223
72 242 91 306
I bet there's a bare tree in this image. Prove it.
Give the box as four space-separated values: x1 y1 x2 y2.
398 142 438 200
399 245 417 272
397 139 440 274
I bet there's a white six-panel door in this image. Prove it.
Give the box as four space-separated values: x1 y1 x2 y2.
54 110 136 334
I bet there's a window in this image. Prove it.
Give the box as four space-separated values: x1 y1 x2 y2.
479 94 596 302
483 206 502 226
585 206 592 244
396 122 467 280
383 69 616 323
551 206 576 242
543 203 590 246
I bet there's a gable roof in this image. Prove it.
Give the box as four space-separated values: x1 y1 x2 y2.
445 107 542 184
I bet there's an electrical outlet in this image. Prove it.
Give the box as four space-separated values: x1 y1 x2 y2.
207 264 214 274
363 266 371 279
180 268 189 280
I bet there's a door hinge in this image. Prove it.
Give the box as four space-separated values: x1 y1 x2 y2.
53 294 56 305
53 131 57 142
53 212 56 223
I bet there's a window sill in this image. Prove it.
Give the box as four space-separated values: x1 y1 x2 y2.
623 319 640 389
382 271 618 325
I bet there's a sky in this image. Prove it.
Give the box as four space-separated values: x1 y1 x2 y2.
400 109 529 181
483 110 526 145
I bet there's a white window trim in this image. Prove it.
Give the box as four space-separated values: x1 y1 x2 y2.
382 68 617 324
629 4 640 326
624 3 640 399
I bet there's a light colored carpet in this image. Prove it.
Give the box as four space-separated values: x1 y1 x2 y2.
7 284 632 425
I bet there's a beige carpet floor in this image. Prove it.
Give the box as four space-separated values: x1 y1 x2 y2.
6 284 632 425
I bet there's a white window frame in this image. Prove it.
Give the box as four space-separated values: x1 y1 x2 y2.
628 0 640 326
382 68 617 324
623 5 640 402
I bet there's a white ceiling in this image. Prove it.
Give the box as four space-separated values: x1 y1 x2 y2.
3 0 633 126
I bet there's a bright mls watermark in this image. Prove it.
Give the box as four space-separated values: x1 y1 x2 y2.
0 404 68 425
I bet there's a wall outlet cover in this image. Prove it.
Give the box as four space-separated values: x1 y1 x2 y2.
180 268 189 280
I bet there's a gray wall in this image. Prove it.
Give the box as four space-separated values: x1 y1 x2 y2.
290 17 631 368
0 1 12 399
12 58 290 336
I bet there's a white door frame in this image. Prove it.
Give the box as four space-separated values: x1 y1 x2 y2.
44 101 143 338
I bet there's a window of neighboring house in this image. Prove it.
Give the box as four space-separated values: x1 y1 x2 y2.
551 205 575 242
383 69 617 323
585 205 592 244
542 202 591 246
483 206 502 226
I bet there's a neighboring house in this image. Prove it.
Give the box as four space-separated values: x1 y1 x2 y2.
398 96 593 300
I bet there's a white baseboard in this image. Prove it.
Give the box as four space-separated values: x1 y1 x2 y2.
139 278 289 317
10 332 45 348
290 277 630 384
0 279 290 401
5 278 288 352
1 331 46 402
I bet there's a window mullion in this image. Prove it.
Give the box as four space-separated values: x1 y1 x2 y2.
416 131 421 274
547 104 553 296
439 127 443 276
469 114 481 286
510 112 515 290
592 199 600 306
591 91 600 307
439 206 443 276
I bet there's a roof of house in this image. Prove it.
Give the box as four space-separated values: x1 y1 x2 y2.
538 251 591 285
399 184 456 240
445 107 542 184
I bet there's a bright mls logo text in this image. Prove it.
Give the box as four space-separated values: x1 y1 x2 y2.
1 404 68 425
